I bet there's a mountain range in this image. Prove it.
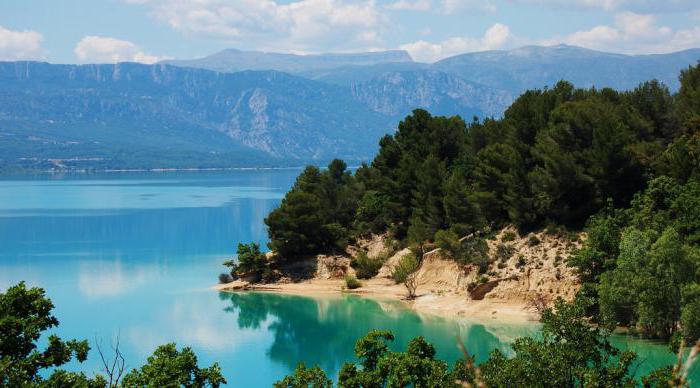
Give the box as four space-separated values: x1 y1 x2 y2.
1 45 699 172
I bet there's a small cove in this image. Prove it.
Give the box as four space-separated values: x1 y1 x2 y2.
0 171 694 386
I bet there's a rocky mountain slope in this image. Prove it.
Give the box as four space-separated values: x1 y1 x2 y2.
1 45 699 171
351 70 513 118
0 61 391 171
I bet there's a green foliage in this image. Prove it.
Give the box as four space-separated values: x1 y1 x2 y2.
352 251 384 279
237 242 273 282
0 282 91 386
121 343 226 387
434 229 461 257
392 253 419 284
501 230 517 242
344 275 362 290
680 284 700 343
265 160 359 258
569 202 624 285
1 282 224 388
273 363 332 388
585 177 700 340
222 242 275 283
460 237 491 273
478 298 637 387
336 330 454 388
527 234 541 246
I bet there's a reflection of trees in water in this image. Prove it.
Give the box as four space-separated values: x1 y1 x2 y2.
219 292 531 376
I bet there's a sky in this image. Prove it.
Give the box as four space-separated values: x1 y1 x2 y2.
0 0 699 64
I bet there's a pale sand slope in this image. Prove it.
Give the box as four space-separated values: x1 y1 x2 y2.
215 227 583 322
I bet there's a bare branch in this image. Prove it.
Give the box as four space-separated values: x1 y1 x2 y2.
95 332 126 388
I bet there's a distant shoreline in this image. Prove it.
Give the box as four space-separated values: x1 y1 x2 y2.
0 164 367 177
0 166 304 177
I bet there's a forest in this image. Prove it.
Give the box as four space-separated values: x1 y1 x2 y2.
262 63 700 346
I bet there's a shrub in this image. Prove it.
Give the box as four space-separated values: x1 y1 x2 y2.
392 253 419 284
516 255 527 268
502 231 517 242
496 243 515 262
479 276 489 284
497 262 507 269
221 242 273 283
353 251 384 279
218 273 233 284
528 234 541 246
434 229 460 257
391 253 421 298
345 275 362 290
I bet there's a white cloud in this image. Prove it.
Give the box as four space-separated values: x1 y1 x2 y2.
386 0 431 11
441 0 496 13
73 36 167 64
0 25 45 61
128 0 387 52
546 12 700 54
510 0 699 13
386 0 496 13
77 260 157 298
401 23 514 62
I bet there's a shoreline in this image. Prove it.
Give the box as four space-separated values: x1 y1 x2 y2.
214 277 539 323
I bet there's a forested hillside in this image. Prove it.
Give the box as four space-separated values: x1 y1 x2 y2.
262 63 700 344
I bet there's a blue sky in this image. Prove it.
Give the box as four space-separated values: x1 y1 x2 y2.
1 0 699 63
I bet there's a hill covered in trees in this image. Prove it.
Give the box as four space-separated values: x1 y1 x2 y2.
261 63 700 344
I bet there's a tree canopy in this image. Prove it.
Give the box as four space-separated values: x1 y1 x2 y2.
266 63 700 257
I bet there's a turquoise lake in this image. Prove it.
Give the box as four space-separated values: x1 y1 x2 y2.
0 171 694 386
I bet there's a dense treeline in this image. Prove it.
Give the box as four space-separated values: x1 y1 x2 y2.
267 64 699 254
264 64 700 342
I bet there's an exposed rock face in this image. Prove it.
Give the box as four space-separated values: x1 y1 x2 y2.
482 227 582 303
352 70 513 118
375 227 582 304
0 62 390 170
314 255 353 280
376 248 412 279
413 248 477 294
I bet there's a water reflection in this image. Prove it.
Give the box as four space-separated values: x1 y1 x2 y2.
219 292 536 377
77 259 159 298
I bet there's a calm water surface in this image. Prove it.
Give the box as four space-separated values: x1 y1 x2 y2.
0 171 693 386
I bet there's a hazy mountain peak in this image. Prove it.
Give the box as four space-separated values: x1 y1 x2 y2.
162 48 413 74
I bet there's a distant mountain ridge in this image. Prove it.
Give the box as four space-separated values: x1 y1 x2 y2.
163 49 413 74
0 62 392 171
0 45 699 172
432 44 700 92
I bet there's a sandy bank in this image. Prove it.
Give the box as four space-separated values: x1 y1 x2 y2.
214 227 581 323
214 277 537 322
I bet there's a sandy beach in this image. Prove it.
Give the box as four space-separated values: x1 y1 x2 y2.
214 277 538 322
